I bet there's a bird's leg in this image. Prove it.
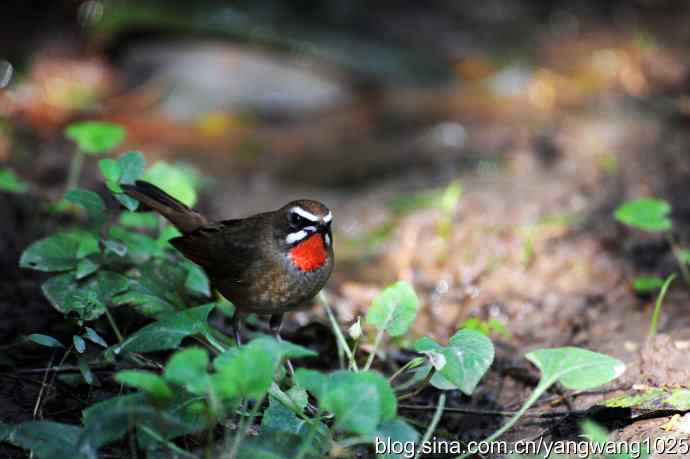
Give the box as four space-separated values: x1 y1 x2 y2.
269 313 295 376
231 311 243 346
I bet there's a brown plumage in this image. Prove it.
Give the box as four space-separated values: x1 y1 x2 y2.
121 180 334 344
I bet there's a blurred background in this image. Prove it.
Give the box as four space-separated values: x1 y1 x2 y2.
3 0 690 355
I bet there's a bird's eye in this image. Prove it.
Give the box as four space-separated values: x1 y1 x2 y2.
289 212 304 228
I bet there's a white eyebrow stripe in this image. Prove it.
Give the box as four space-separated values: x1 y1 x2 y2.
286 230 308 244
323 211 332 223
291 206 320 222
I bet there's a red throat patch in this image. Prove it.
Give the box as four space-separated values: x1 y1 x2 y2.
289 234 327 272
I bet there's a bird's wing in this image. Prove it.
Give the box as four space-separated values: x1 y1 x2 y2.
169 216 265 283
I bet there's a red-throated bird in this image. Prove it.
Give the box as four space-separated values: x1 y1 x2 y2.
122 181 334 345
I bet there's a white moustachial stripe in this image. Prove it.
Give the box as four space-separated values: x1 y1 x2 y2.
286 230 308 244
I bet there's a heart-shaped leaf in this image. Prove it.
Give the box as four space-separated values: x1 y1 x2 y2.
415 329 494 395
527 347 626 390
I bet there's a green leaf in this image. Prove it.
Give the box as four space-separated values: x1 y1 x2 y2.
112 304 215 354
117 151 145 184
43 271 128 321
115 193 139 211
84 327 107 347
98 158 120 185
163 347 209 394
238 431 325 459
526 347 626 390
75 257 99 279
143 161 199 207
20 232 84 272
184 262 211 297
375 418 420 459
329 370 397 421
213 340 274 400
614 198 672 232
65 121 125 155
26 334 64 348
73 335 86 353
633 275 664 294
677 249 690 265
0 168 29 193
119 211 158 229
65 188 106 225
112 260 186 316
415 329 494 395
76 234 99 259
80 396 204 455
115 370 173 400
366 281 419 337
78 356 94 385
293 369 329 401
322 376 380 434
3 421 82 459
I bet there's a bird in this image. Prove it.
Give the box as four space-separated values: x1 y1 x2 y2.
121 180 334 346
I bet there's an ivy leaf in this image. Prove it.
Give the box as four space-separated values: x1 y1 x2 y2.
366 281 419 337
65 121 125 155
112 304 215 354
375 418 420 459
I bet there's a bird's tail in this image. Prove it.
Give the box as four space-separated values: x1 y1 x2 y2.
121 180 207 233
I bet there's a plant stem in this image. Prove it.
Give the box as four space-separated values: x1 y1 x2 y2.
138 425 200 459
228 395 265 458
649 273 676 337
397 368 435 401
319 291 358 371
388 358 421 384
413 393 446 459
667 234 690 287
293 410 324 459
363 312 393 371
455 382 548 459
65 151 84 192
105 308 124 343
